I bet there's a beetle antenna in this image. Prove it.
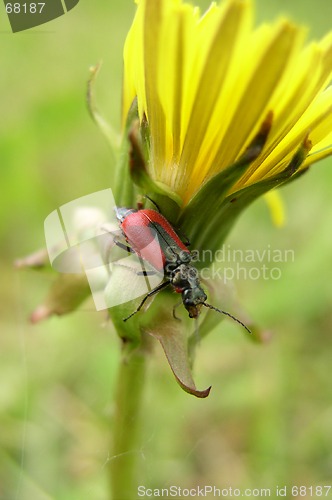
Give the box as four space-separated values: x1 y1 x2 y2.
202 303 251 334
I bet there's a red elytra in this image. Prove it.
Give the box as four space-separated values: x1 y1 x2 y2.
114 205 251 333
117 208 190 272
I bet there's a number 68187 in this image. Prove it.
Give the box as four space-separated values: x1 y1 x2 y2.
5 3 45 14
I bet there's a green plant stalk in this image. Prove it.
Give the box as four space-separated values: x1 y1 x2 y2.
109 340 146 500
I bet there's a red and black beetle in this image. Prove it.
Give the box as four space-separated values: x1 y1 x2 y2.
115 205 250 332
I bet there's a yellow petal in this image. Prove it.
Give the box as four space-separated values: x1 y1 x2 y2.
264 191 286 227
123 0 332 205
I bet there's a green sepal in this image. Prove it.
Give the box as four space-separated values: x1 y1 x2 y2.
178 112 273 258
110 286 211 397
180 134 311 259
15 248 51 270
141 305 211 398
113 99 140 207
109 306 143 348
127 119 183 210
30 274 91 323
16 249 91 322
105 261 156 347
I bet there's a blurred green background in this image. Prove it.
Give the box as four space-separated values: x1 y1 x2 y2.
1 0 332 498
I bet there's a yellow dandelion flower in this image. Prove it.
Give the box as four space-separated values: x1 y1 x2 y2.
27 0 332 403
123 0 332 209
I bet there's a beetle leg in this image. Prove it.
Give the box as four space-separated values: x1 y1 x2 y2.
136 270 158 276
112 236 133 254
123 280 171 321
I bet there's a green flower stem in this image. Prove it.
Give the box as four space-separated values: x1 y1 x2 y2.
109 339 147 500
